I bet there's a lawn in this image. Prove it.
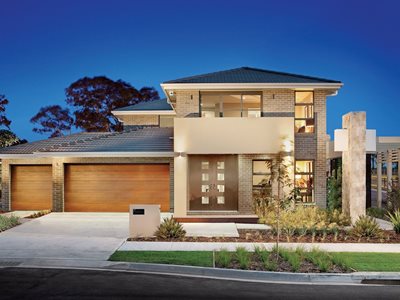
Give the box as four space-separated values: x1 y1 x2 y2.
336 252 400 272
109 251 214 267
110 251 400 272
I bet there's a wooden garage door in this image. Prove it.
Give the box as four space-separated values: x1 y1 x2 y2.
11 165 52 211
64 164 170 212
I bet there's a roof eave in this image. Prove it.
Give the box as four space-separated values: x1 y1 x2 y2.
0 151 175 159
111 110 176 116
161 82 343 91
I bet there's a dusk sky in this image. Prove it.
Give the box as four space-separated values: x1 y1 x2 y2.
1 0 399 141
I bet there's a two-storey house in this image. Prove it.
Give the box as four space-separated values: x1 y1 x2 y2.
0 67 342 221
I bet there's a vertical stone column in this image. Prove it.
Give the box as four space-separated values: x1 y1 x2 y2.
52 158 64 212
1 161 11 211
342 112 366 222
387 150 392 190
377 155 382 208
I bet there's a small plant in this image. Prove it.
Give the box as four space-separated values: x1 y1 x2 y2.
351 216 382 239
264 259 277 271
330 253 351 272
367 207 387 220
387 210 400 234
254 246 269 262
306 248 332 272
279 247 301 272
235 247 250 269
155 217 186 239
0 214 20 232
215 249 231 268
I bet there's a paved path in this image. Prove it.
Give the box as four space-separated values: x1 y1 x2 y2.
0 213 128 261
119 241 400 252
1 268 399 300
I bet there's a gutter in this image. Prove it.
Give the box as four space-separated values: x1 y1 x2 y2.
0 151 175 159
161 82 343 91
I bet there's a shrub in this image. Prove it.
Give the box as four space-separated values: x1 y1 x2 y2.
351 216 382 239
155 217 186 239
367 207 387 220
215 249 231 268
0 214 20 232
326 209 351 226
387 182 400 213
387 210 400 234
235 247 250 269
327 165 342 210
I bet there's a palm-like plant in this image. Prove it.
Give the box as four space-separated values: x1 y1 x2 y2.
387 210 400 234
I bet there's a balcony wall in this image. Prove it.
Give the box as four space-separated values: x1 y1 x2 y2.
174 117 294 154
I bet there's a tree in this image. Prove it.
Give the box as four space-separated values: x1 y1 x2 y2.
139 86 160 101
0 94 12 129
0 130 26 147
31 105 74 138
65 76 159 132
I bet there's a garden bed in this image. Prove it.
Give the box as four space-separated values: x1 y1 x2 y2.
25 210 51 219
0 214 20 232
128 229 400 243
215 247 350 273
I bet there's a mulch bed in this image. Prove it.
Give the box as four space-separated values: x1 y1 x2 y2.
128 229 400 243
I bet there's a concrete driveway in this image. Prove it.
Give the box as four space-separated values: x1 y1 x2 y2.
0 213 129 261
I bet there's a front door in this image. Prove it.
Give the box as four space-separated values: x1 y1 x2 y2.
189 155 238 211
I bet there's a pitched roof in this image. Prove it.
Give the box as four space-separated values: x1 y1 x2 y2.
163 67 341 84
0 127 173 155
113 98 173 112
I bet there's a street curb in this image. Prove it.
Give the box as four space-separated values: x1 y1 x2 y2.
1 258 399 285
105 262 400 284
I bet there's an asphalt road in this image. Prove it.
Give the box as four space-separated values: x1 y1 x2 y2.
0 268 399 300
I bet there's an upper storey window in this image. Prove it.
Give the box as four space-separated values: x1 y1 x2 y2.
295 91 314 133
200 93 261 118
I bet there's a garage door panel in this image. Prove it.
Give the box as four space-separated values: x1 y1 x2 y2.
11 165 52 211
65 164 170 212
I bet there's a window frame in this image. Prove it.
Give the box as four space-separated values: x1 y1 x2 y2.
294 159 315 203
252 159 272 188
294 91 315 134
199 91 262 118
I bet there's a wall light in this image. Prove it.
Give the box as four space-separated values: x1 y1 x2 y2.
283 140 292 152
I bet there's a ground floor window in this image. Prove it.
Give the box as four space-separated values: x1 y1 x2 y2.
295 160 314 203
252 160 272 188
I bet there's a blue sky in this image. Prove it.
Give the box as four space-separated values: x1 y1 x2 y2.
1 0 399 141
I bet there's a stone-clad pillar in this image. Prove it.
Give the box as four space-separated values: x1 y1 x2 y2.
52 158 64 212
342 112 366 222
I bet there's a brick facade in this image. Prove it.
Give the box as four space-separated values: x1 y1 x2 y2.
174 88 329 210
1 157 174 212
118 115 159 126
174 91 199 117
